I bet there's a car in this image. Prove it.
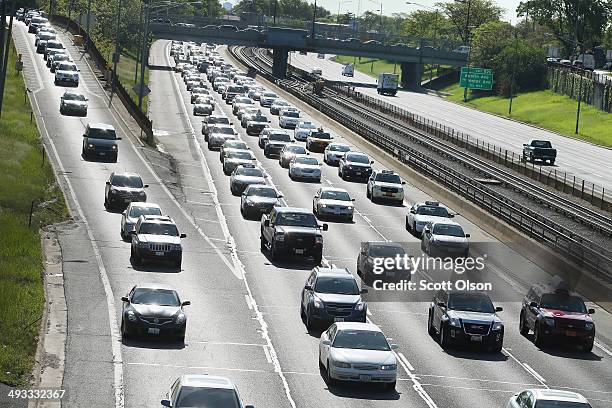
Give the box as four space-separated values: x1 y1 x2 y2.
301 267 367 329
43 40 64 60
338 152 373 181
313 187 354 221
120 202 162 240
522 140 557 164
129 215 186 268
48 53 71 71
29 15 49 33
193 100 214 116
519 280 595 352
421 221 470 257
289 156 322 182
207 125 238 150
185 79 201 91
59 91 88 116
505 389 592 408
236 106 259 121
279 144 308 168
244 112 269 133
406 201 453 236
294 121 317 141
190 86 210 103
35 39 48 54
357 241 412 285
214 79 230 93
240 183 282 217
35 30 55 47
261 130 292 157
230 164 267 195
270 99 291 115
260 207 327 263
323 143 350 166
220 139 249 163
279 109 301 128
54 62 79 86
247 86 265 100
366 170 406 203
428 290 504 351
82 123 121 162
319 322 398 389
202 115 230 140
223 150 256 175
120 284 190 341
223 85 248 104
259 91 278 107
161 374 254 408
46 48 67 67
306 128 333 152
104 172 148 209
232 96 255 115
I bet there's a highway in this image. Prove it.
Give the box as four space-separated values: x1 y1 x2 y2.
13 19 612 408
289 52 612 193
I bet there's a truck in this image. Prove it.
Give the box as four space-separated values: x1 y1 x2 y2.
576 53 595 71
522 140 557 165
377 73 399 96
342 63 354 77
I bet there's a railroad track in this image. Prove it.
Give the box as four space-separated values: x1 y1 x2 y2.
229 45 612 280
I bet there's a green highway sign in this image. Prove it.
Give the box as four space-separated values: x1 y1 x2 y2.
459 67 493 90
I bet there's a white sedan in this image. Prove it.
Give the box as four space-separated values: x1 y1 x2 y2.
120 202 162 240
279 110 301 129
319 322 398 389
288 156 321 182
294 121 317 141
506 389 591 408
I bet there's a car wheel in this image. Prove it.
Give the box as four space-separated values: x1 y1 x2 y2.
491 342 503 353
318 350 325 370
177 335 185 343
120 319 130 339
427 309 436 335
533 322 545 347
519 311 529 336
439 323 450 349
550 159 555 165
223 167 229 175
132 249 142 266
120 229 127 241
366 187 371 199
385 381 396 390
260 235 266 252
305 306 313 330
583 340 594 352
270 242 279 261
314 253 323 265
174 258 182 270
326 360 336 386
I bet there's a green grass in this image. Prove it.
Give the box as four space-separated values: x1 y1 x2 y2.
333 55 442 82
0 42 68 386
439 83 612 147
116 51 149 107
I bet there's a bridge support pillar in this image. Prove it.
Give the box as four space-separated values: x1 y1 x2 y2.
272 47 289 79
400 62 423 90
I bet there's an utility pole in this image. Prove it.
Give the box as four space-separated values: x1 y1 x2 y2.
508 26 518 116
0 0 15 118
138 4 150 111
135 1 144 84
273 0 277 24
112 0 123 97
462 0 472 102
85 0 92 48
575 68 583 134
0 0 6 74
311 0 317 38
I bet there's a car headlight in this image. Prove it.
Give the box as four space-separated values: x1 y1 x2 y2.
355 300 366 311
275 232 284 241
246 199 255 206
139 191 145 196
172 244 182 251
87 143 95 148
109 189 117 195
312 295 323 309
332 360 351 369
138 241 148 248
127 310 137 322
111 145 118 150
544 317 555 327
175 313 186 324
585 322 594 331
346 206 354 210
380 364 396 370
315 236 323 244
320 204 327 208
448 317 461 327
492 322 504 331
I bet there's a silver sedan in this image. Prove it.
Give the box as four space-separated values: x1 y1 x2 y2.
313 187 355 221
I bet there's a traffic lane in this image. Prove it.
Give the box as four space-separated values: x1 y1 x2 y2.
293 52 377 86
21 26 292 408
291 52 612 190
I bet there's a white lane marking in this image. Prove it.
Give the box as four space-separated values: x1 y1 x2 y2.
415 372 542 387
263 345 272 364
193 217 221 224
502 347 549 389
522 363 547 384
594 340 612 357
397 352 415 371
26 70 124 407
15 25 44 92
244 294 253 310
125 361 268 373
366 308 372 316
165 42 298 408
185 340 266 347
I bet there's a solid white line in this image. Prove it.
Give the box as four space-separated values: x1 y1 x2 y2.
244 294 253 310
185 340 266 347
15 27 43 92
594 340 612 357
263 345 272 364
522 363 546 384
125 361 268 373
502 347 548 389
397 352 415 371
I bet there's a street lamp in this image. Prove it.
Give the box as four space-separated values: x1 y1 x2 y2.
406 2 440 88
508 25 518 116
454 0 472 102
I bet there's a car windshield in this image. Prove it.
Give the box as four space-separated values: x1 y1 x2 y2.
534 401 591 408
432 224 465 237
299 123 316 129
540 294 587 313
375 173 401 183
54 55 69 62
416 206 449 217
315 277 359 295
275 212 318 227
247 186 277 197
89 127 117 140
237 168 264 177
58 63 76 71
225 141 247 149
269 133 291 142
368 245 405 258
346 154 370 164
63 93 86 101
235 97 252 104
448 293 495 313
251 115 267 122
295 157 319 165
532 140 552 148
263 92 277 98
176 387 240 408
213 127 235 135
320 190 351 201
332 330 390 351
328 144 350 152
131 288 180 306
310 132 331 140
47 42 63 49
228 151 252 160
208 117 230 125
283 111 300 118
138 222 179 236
129 206 161 218
286 146 306 154
274 100 290 106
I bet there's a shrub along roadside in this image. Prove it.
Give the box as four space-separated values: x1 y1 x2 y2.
0 41 68 386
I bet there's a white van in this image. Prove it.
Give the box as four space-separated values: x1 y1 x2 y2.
311 67 323 76
342 63 354 77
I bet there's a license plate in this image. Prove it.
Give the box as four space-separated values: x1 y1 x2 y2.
470 335 483 342
155 251 165 256
566 331 577 337
99 152 106 156
148 328 160 335
359 375 371 382
385 192 394 196
355 171 361 176
295 249 304 254
124 198 131 203
334 317 344 322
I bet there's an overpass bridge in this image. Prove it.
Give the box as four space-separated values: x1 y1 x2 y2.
150 23 468 88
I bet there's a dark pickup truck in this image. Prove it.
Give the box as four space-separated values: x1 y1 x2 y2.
260 207 327 263
522 140 557 165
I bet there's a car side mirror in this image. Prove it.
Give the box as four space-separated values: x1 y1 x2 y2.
449 214 454 218
465 233 470 238
277 194 283 198
529 301 538 308
304 284 313 291
370 160 374 164
390 344 399 350
180 233 187 238
495 306 503 312
588 308 595 314
409 209 416 214
128 230 136 235
182 300 191 306
437 302 446 308
264 219 270 227
321 340 331 346
121 296 129 302
244 405 254 408
351 198 355 201
161 400 171 407
360 288 368 294
83 134 88 137
116 137 122 140
144 184 149 188
106 181 111 185
321 223 328 231
85 98 89 101
424 227 431 233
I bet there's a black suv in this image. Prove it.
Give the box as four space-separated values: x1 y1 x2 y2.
301 267 367 330
104 172 148 209
130 215 186 269
260 207 328 263
82 123 121 162
356 241 412 285
338 152 374 181
428 290 504 352
519 281 595 352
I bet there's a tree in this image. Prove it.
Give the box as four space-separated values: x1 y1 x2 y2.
517 0 612 55
401 9 451 42
435 0 504 43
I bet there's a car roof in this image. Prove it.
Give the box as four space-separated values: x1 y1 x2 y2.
320 187 348 193
315 267 353 279
112 171 141 178
364 241 403 248
128 202 160 209
430 220 461 227
179 374 236 390
140 215 174 224
335 322 381 332
530 389 589 403
345 151 368 157
274 207 310 214
89 123 116 131
135 282 176 291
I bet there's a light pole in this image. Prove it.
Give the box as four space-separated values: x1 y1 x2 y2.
406 2 440 88
337 0 352 24
453 0 472 102
311 0 317 38
508 25 518 116
112 0 123 98
367 0 382 33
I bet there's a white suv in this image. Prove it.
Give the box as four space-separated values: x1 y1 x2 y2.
506 389 592 408
366 170 405 203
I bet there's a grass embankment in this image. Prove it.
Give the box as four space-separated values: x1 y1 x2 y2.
440 83 612 147
116 51 149 106
333 55 438 82
0 42 68 386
